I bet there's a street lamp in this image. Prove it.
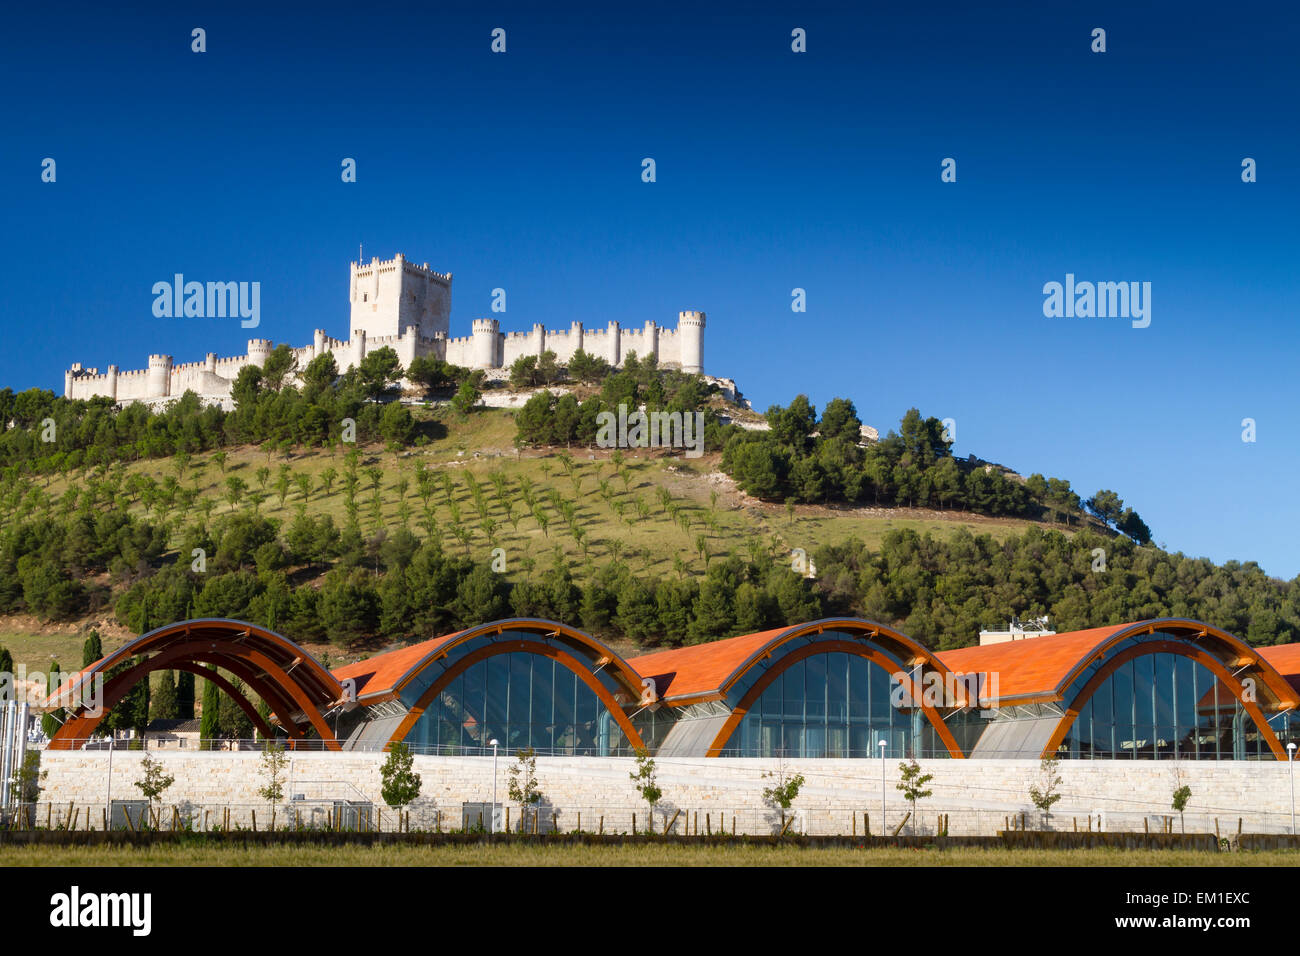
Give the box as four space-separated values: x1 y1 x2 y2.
1288 742 1296 837
489 738 500 835
879 738 887 835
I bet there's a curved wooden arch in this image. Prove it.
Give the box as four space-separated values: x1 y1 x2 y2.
53 660 276 748
1051 619 1299 711
704 639 965 758
388 619 646 707
50 639 335 748
1041 640 1288 760
709 618 955 702
124 645 311 737
120 641 317 738
387 638 646 752
54 619 343 709
47 621 344 751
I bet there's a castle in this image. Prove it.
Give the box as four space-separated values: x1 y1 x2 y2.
64 253 706 406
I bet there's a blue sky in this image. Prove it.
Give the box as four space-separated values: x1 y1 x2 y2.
3 2 1297 576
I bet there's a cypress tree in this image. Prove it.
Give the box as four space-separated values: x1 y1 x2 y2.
199 666 221 749
82 630 103 668
176 671 195 720
151 669 179 720
0 646 12 677
41 661 61 738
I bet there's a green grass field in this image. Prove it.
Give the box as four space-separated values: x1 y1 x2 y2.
0 842 1292 866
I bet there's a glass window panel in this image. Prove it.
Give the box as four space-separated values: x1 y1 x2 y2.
783 660 805 719
826 654 849 723
805 655 827 718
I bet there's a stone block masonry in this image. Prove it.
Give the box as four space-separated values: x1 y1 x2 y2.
33 752 1294 837
65 253 706 406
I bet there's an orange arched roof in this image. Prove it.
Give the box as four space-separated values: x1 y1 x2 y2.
936 624 1131 703
332 630 466 701
628 618 949 704
936 619 1300 710
330 619 645 705
1258 643 1300 695
625 627 790 701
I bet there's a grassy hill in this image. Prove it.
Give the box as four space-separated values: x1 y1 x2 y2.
2 403 1074 671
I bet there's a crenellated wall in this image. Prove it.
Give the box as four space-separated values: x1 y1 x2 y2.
64 253 707 404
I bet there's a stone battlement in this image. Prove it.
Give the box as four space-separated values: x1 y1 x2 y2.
66 251 706 404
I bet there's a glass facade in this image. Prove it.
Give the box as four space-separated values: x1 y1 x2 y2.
401 651 630 755
1060 652 1271 759
715 652 949 758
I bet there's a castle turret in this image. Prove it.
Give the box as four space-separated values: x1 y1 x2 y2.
314 329 327 358
205 353 217 375
106 365 119 402
607 320 621 367
147 354 173 398
64 365 77 398
352 327 367 364
679 310 705 374
569 321 584 355
247 338 273 369
644 320 660 360
472 317 499 368
532 323 546 356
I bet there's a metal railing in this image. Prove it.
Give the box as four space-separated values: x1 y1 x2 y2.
4 801 1293 839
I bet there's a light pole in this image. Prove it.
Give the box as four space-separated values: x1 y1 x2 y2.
1289 742 1296 836
489 738 500 835
879 738 887 835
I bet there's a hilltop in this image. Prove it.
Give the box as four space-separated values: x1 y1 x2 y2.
0 354 1293 685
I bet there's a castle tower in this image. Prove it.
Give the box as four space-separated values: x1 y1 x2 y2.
472 318 499 368
643 320 660 360
607 320 621 367
106 365 119 402
205 353 217 375
352 328 367 364
314 329 327 358
247 339 273 368
64 365 77 398
679 310 705 374
349 253 452 341
147 355 173 399
569 321 584 355
532 323 546 357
